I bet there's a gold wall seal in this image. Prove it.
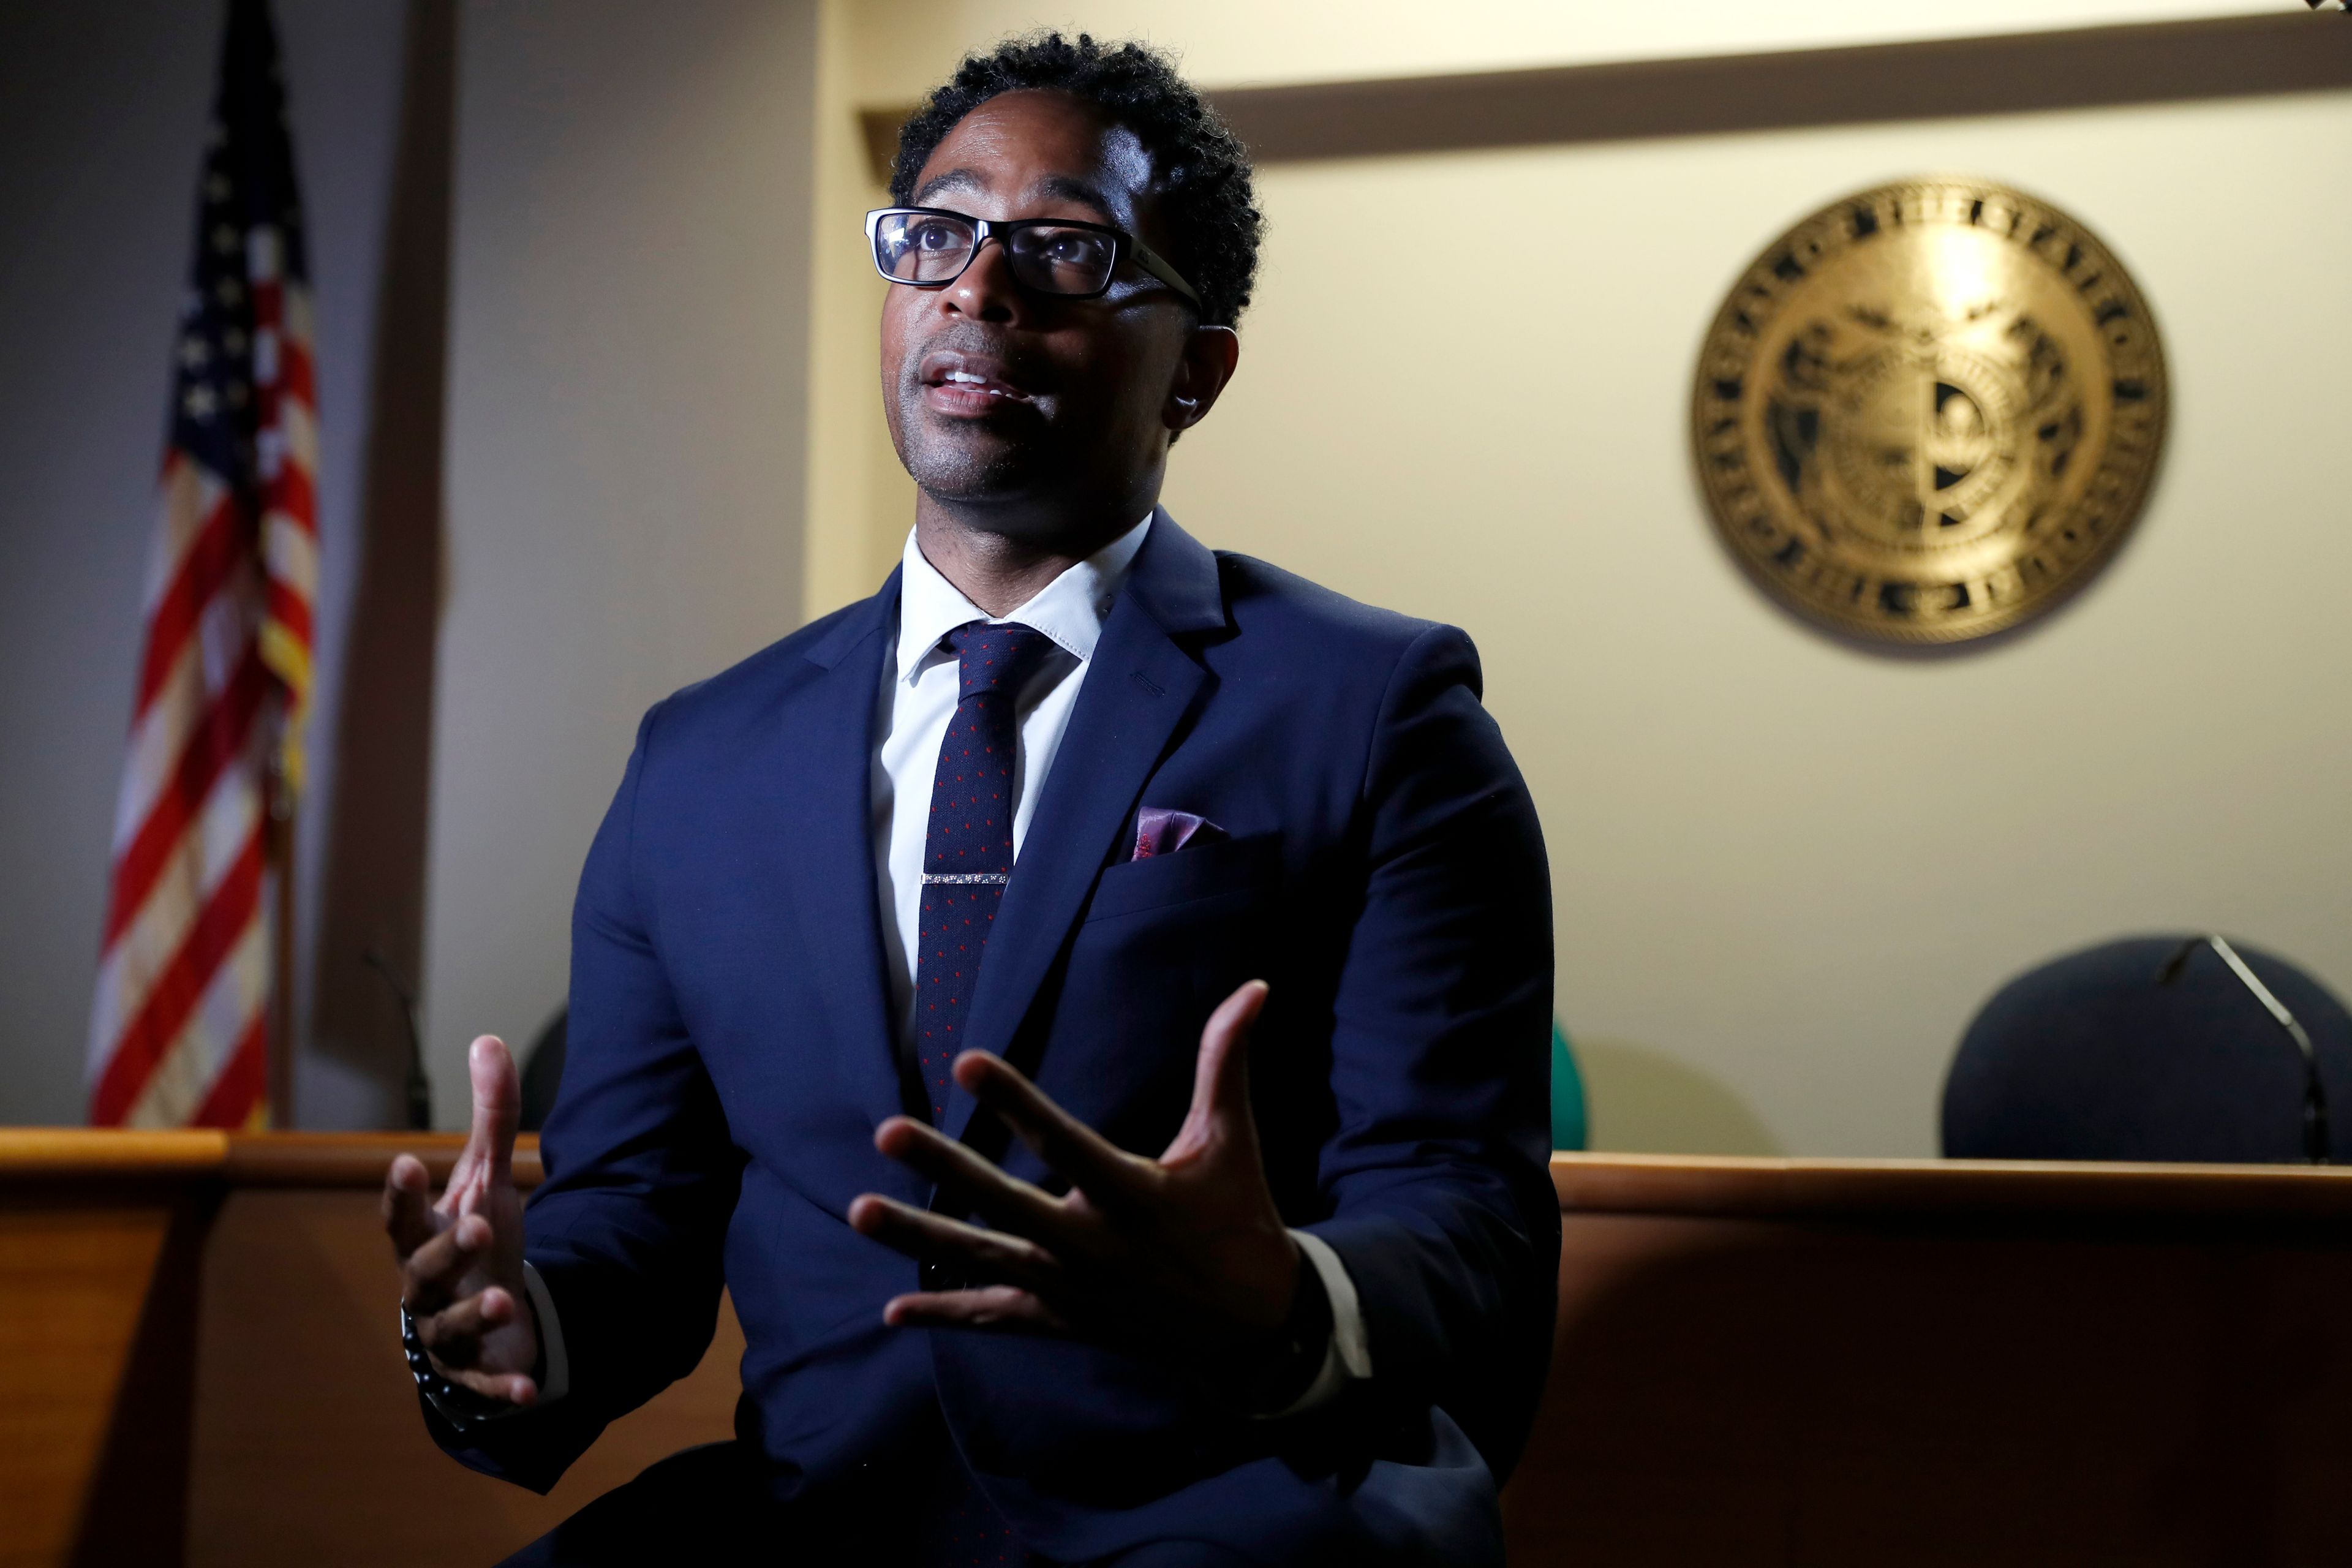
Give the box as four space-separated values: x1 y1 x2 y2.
1692 179 2168 645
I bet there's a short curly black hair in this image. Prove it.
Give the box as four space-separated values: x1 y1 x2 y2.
889 33 1262 328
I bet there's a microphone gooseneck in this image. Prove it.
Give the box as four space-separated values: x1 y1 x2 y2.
2158 933 2331 1164
363 946 433 1133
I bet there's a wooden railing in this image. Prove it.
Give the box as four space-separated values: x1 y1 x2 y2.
7 1134 2352 1566
1517 1153 2352 1566
0 1130 646 1568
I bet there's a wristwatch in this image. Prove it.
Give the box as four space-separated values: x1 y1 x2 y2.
402 1304 522 1434
1222 1245 1336 1415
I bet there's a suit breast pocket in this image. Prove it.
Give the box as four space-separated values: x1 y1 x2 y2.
1082 831 1282 924
1052 832 1284 1154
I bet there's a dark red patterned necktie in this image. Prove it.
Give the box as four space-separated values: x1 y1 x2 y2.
913 622 1057 1123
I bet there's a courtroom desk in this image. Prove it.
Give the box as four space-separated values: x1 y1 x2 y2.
2 1132 222 1568
0 1131 742 1568
1504 1154 2352 1568
12 1137 2352 1566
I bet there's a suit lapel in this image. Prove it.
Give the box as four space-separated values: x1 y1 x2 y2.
771 574 907 1137
942 513 1227 1144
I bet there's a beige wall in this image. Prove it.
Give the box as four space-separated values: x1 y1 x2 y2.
807 5 2352 1155
421 0 818 1121
1167 91 2352 1156
802 0 922 614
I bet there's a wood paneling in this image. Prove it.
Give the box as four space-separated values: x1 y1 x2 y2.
1502 1160 2352 1567
0 1129 227 1178
858 12 2352 183
0 1192 206 1568
0 1132 728 1568
1209 12 2352 165
217 1129 543 1189
13 1133 2352 1564
187 1188 740 1568
1550 1150 2352 1220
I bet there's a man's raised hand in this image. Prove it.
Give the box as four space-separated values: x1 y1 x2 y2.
382 1034 541 1406
846 980 1301 1370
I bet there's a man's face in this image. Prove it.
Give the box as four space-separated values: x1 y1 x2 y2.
879 90 1209 536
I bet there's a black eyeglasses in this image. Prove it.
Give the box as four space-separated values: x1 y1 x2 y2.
865 207 1200 312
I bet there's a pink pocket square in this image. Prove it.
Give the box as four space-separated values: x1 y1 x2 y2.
1131 807 1226 861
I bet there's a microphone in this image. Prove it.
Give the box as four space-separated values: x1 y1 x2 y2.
363 945 434 1132
2157 933 2331 1164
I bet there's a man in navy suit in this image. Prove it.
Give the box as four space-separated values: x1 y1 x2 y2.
384 34 1556 1566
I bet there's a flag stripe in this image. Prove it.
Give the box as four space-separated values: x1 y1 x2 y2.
91 817 265 1125
125 895 268 1129
270 372 320 473
102 645 268 949
133 490 244 718
111 550 258 855
264 446 316 528
262 508 318 604
263 575 312 645
192 1011 269 1129
274 329 317 405
90 747 263 1078
138 456 222 618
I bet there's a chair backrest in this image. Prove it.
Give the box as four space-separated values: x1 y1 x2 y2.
1551 1021 1588 1152
1942 935 2352 1163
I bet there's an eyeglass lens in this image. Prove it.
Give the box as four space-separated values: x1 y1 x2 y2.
874 212 1118 296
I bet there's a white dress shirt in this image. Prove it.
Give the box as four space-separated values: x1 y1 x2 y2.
453 515 1371 1422
872 516 1155 1042
875 518 1366 1415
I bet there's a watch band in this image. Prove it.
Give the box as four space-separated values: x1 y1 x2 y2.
401 1304 512 1434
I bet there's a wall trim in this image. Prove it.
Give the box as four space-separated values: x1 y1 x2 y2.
860 12 2350 181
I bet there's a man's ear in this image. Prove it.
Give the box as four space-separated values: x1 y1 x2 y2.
1163 325 1242 437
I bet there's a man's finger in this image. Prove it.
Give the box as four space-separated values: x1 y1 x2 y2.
881 1285 1071 1336
846 1194 1067 1294
872 1116 1084 1248
1198 980 1268 1113
1166 979 1269 1165
437 1365 540 1408
400 1211 491 1314
951 1052 1145 1204
463 1035 521 1191
382 1153 438 1260
414 1284 521 1368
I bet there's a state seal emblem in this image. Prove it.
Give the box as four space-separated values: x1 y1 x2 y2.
1692 179 2168 645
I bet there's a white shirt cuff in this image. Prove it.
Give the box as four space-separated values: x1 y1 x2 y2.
521 1261 570 1405
1258 1229 1373 1419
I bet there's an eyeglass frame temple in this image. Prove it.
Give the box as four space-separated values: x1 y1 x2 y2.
864 206 1202 313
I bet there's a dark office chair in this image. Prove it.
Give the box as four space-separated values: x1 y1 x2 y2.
1942 934 2352 1164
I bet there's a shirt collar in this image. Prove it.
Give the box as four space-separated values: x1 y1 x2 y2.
894 512 1153 685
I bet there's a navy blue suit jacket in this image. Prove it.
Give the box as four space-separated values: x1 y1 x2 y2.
434 513 1558 1564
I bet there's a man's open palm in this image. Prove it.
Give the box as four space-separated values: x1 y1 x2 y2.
847 979 1301 1366
382 1034 541 1406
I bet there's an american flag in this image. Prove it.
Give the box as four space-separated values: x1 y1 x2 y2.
88 0 317 1129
